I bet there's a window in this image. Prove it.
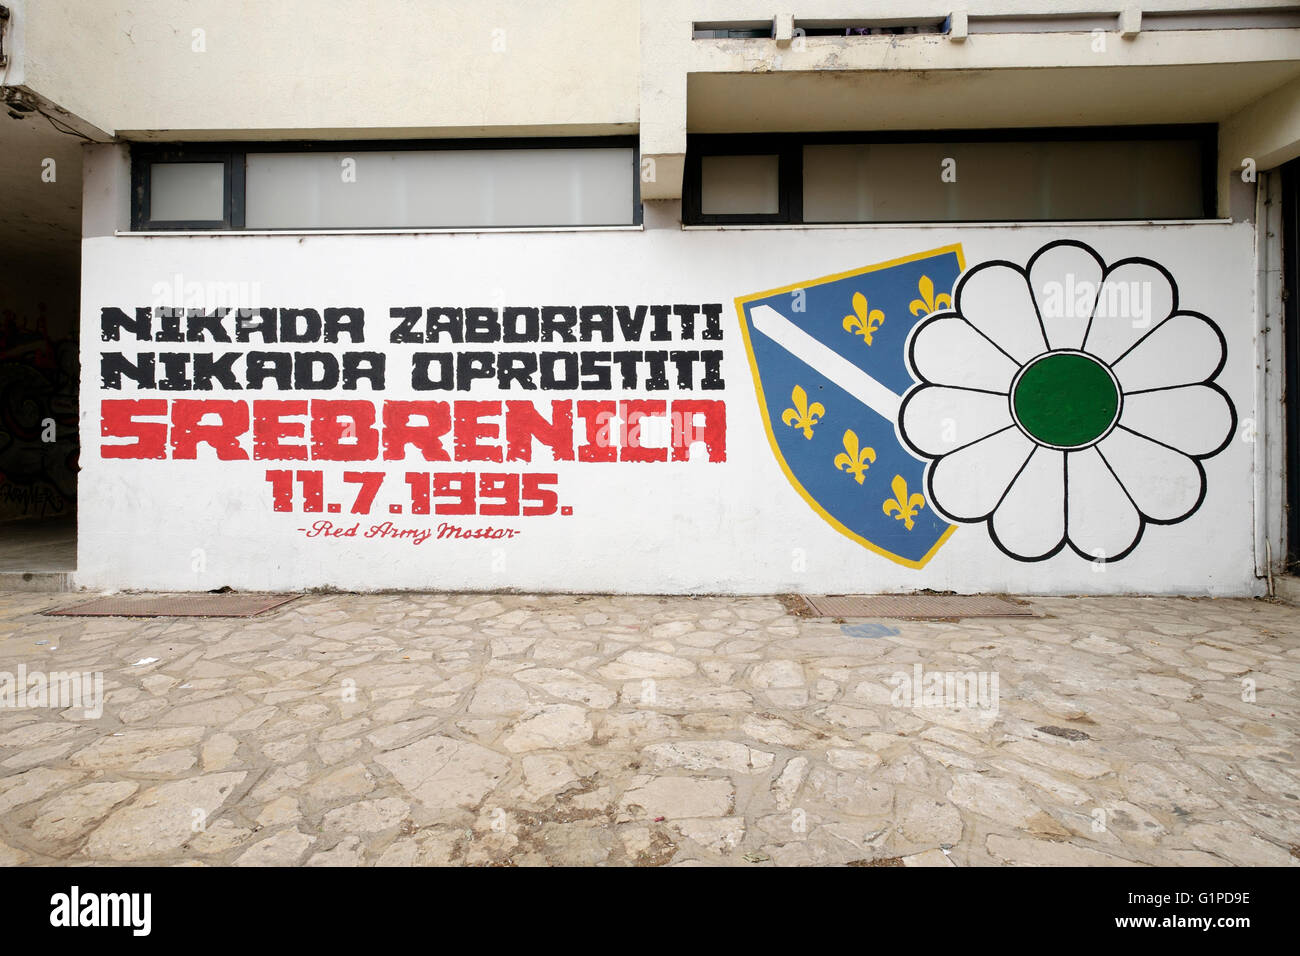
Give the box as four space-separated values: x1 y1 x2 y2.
132 139 641 231
684 127 1215 225
691 19 948 39
132 149 242 229
149 163 226 222
699 154 780 215
683 136 801 224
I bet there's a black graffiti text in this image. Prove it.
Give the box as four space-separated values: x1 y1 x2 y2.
388 304 725 344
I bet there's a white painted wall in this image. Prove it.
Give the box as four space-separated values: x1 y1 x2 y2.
77 222 1261 595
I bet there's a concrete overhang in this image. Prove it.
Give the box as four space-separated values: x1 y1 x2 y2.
640 26 1300 199
112 123 640 144
686 61 1300 133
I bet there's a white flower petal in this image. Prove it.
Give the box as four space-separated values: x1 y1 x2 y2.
989 448 1066 560
1119 385 1234 457
910 315 1020 391
928 427 1034 522
1027 242 1105 352
1066 447 1143 559
1111 312 1226 392
900 386 1013 457
954 263 1047 364
1082 261 1176 364
1097 427 1205 522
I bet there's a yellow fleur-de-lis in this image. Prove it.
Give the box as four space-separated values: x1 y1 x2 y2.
842 292 885 345
781 384 825 439
908 275 953 317
833 429 876 484
882 474 927 530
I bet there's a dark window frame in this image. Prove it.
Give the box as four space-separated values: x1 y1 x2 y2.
683 125 1218 225
683 134 803 225
132 148 244 230
131 136 643 231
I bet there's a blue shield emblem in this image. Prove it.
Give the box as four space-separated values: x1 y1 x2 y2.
735 246 965 568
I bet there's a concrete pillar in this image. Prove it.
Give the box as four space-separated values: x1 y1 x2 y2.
81 142 130 237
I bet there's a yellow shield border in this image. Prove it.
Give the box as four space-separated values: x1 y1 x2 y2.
733 244 967 570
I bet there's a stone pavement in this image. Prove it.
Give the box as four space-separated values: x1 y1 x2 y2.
0 589 1297 867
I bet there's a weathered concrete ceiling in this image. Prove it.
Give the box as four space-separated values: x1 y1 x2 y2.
0 108 83 280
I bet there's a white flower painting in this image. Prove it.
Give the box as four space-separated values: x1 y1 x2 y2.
898 240 1236 563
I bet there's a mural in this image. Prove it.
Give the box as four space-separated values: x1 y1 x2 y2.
93 298 730 562
736 247 963 568
78 228 1257 594
737 240 1236 565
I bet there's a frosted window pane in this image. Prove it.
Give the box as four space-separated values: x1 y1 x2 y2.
802 141 1203 222
150 163 225 221
245 148 634 228
700 154 780 215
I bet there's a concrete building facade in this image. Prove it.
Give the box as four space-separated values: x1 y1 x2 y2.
1 1 1298 595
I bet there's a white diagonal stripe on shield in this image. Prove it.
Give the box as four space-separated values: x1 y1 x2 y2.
750 304 902 421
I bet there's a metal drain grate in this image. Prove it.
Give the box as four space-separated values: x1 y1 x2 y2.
799 594 1035 620
47 593 300 618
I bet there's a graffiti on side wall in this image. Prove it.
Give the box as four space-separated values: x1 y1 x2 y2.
0 305 79 520
736 241 1235 566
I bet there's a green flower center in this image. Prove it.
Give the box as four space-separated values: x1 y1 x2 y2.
1011 352 1120 448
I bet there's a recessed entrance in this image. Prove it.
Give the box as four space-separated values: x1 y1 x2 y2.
0 104 82 585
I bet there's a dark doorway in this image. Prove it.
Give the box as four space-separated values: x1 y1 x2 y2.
1283 158 1300 567
0 265 79 571
0 104 83 578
